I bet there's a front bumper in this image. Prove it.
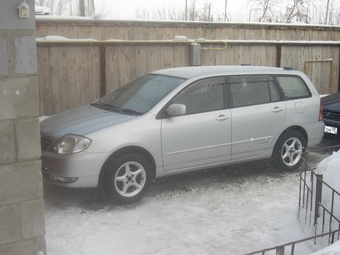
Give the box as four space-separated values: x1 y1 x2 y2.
41 151 108 188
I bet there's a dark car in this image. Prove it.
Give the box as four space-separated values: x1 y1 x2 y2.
322 92 340 137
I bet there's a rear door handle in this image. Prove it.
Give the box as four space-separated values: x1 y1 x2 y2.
215 115 230 121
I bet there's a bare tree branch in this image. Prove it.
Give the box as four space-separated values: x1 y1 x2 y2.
281 0 310 23
248 0 280 22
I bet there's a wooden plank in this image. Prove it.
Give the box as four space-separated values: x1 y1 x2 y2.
50 46 61 114
36 20 340 42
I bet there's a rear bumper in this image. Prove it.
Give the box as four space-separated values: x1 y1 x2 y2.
305 121 325 147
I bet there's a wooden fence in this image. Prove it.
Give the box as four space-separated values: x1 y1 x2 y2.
35 19 340 41
35 18 340 116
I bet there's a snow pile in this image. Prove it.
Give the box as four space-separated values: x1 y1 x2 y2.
315 150 340 229
310 241 340 255
310 150 340 255
315 150 340 190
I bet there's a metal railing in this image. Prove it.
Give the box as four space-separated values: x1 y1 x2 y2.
299 145 340 239
245 230 340 255
245 144 340 255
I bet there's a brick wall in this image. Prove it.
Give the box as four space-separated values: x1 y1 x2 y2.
0 0 46 254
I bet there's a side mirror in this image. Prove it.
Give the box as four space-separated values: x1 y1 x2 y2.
166 104 186 116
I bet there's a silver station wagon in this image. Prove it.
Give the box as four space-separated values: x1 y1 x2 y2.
40 66 324 204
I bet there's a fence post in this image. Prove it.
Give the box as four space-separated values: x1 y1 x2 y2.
276 246 284 255
99 44 107 97
314 174 323 225
276 44 281 67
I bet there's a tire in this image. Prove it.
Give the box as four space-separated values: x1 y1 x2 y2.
102 153 152 204
272 130 306 172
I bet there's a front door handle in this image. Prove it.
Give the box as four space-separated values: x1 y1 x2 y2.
272 107 284 113
215 115 230 121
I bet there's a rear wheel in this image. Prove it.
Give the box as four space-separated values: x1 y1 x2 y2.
102 153 152 204
272 130 306 172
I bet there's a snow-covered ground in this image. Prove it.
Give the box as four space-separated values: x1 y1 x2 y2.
43 142 340 255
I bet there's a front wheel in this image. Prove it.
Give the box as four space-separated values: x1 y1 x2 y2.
102 153 152 204
272 130 306 172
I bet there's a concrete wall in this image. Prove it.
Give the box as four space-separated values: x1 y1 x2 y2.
0 0 46 254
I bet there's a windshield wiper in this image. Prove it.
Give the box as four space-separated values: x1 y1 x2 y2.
91 102 141 115
120 108 142 116
90 101 121 111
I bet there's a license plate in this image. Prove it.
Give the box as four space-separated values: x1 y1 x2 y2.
324 125 338 134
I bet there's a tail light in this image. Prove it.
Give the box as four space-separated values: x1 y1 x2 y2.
318 99 323 121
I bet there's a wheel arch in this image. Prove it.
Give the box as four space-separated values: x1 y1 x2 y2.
98 146 156 186
273 126 308 156
271 125 308 172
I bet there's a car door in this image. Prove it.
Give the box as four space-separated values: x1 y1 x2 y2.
228 75 287 160
161 77 232 172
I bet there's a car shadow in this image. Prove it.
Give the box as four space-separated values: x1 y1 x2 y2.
43 159 287 212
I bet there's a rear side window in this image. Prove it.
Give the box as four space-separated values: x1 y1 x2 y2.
228 75 281 108
275 76 311 100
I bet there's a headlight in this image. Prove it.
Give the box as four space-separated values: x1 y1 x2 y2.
51 135 92 154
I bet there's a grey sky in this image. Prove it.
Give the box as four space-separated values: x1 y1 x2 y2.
95 0 248 19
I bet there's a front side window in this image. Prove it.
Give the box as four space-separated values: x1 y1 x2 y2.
275 76 311 100
171 77 225 115
94 74 185 115
228 75 280 108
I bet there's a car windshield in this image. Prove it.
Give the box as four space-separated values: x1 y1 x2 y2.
92 74 185 115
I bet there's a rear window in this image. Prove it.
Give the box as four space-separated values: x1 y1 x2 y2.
228 75 281 108
275 76 311 100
